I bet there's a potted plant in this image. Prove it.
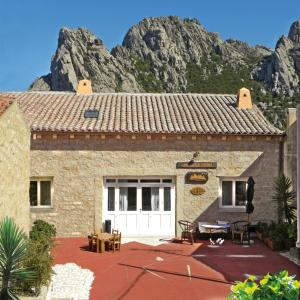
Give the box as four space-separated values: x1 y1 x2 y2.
266 223 286 251
268 234 284 251
273 174 296 225
263 222 276 246
256 222 268 241
284 222 296 250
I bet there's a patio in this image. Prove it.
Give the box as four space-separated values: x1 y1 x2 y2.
52 238 300 300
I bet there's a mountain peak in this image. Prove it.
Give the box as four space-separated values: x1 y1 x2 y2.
30 17 298 98
288 20 300 43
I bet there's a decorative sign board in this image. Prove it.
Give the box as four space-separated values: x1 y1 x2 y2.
185 172 208 184
190 187 205 196
176 162 217 169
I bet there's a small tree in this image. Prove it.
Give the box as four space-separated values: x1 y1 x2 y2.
273 174 296 225
21 220 56 295
0 217 36 299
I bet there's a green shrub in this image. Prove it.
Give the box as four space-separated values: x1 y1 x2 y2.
256 222 268 234
20 220 56 295
30 219 56 243
263 221 276 238
273 174 296 225
228 271 300 300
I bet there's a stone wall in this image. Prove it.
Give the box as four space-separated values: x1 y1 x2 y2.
0 102 30 232
30 133 281 237
284 109 297 191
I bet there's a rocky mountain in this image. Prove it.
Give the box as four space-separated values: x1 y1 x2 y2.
253 20 300 96
30 27 140 92
29 17 300 128
30 16 272 93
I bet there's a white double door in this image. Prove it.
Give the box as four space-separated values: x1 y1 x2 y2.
103 180 175 236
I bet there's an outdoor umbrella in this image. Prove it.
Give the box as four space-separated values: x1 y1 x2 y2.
246 176 255 222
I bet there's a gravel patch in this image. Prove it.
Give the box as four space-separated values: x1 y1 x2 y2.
46 263 94 300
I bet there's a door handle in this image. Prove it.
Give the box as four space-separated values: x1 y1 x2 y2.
139 209 142 213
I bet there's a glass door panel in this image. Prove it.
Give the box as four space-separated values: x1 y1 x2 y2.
164 187 171 211
119 187 137 211
142 187 159 211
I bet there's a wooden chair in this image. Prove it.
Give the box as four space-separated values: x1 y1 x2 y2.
231 221 250 245
108 231 121 252
88 229 102 251
178 220 195 245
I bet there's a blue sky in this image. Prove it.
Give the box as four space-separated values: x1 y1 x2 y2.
0 0 299 91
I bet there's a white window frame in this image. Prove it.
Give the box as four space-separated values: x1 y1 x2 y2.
103 177 175 213
219 177 247 212
30 177 53 208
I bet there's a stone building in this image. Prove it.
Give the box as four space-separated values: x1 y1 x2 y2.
284 107 300 251
284 108 297 191
2 86 283 237
0 96 30 232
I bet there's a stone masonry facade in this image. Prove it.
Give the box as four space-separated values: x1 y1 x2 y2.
30 133 281 237
0 102 30 232
284 109 297 192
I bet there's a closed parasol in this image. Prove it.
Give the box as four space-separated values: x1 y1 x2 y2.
246 176 255 221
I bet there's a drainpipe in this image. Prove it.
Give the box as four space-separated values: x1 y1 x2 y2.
296 105 300 248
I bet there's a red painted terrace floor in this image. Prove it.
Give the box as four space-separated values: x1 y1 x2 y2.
52 238 300 300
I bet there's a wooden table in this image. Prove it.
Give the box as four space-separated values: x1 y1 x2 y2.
201 224 231 238
92 233 113 253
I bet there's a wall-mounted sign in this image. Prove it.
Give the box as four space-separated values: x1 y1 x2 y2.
190 186 205 196
185 172 208 184
176 162 217 169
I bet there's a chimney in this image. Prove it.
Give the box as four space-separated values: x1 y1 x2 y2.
237 87 252 109
76 79 92 95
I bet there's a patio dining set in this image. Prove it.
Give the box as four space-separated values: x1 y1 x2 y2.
179 219 254 246
88 229 122 253
87 220 253 254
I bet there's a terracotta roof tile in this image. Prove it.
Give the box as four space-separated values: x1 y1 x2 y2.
0 96 14 117
0 92 283 135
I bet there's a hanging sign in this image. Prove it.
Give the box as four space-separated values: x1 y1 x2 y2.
190 187 205 196
185 172 208 184
176 162 217 169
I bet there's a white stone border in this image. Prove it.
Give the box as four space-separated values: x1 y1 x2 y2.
46 263 94 300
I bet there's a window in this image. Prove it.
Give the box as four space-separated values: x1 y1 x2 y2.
162 179 173 183
107 187 115 211
119 187 137 211
142 187 159 211
104 177 174 213
164 187 171 211
118 179 138 183
106 179 116 183
84 109 99 119
140 179 160 183
220 178 247 208
30 179 52 207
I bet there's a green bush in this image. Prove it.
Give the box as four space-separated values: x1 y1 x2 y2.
20 220 56 295
30 219 56 243
273 174 296 225
228 271 300 300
